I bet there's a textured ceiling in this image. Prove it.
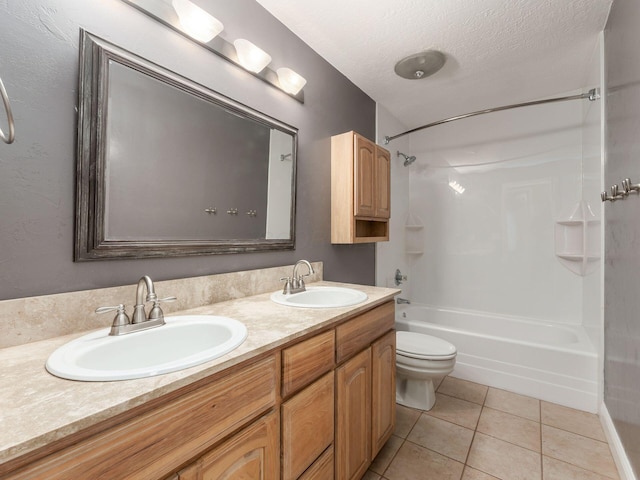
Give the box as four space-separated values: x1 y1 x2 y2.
255 0 612 131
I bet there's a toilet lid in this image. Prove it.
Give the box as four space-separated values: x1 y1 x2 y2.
396 331 457 360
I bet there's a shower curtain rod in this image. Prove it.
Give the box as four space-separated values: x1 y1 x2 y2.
383 88 600 145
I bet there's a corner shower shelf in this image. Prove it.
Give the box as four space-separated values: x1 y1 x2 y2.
554 201 600 276
404 215 425 255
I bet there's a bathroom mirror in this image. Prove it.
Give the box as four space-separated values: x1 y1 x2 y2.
75 31 297 260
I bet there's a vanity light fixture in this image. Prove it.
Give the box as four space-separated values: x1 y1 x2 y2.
171 0 224 43
233 39 272 73
276 67 307 95
120 0 306 102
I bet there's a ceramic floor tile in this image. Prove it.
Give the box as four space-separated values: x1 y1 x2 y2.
477 406 541 452
426 393 483 429
541 401 607 442
542 425 618 479
395 403 421 438
467 432 542 480
385 441 465 480
370 435 403 475
438 376 489 405
485 388 540 422
408 413 475 462
363 471 382 480
542 456 617 480
462 466 501 480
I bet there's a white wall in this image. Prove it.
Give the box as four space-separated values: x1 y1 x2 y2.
388 92 593 325
581 34 604 400
266 129 294 239
375 104 410 295
603 0 640 472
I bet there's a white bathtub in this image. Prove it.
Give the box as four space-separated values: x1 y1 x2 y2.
395 304 599 412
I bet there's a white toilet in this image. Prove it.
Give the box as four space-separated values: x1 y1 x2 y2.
395 331 457 410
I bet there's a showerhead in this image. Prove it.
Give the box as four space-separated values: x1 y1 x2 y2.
397 151 416 167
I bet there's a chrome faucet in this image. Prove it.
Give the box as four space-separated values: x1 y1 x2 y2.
281 260 315 294
96 275 176 336
132 275 157 324
396 297 411 305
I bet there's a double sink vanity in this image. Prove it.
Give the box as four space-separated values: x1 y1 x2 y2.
0 266 399 480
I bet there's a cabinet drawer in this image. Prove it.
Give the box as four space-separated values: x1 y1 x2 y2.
7 355 277 480
336 301 394 363
282 330 335 397
299 445 334 480
281 371 335 480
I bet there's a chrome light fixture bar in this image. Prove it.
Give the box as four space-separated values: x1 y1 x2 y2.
121 0 305 103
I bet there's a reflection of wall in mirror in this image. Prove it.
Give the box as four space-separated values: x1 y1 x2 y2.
266 129 294 239
104 61 270 241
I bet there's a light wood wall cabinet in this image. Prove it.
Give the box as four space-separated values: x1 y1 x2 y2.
331 131 391 243
4 301 395 480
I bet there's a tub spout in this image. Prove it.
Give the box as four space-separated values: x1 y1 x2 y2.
397 297 411 305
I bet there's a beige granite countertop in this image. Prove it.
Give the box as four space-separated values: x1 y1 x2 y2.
0 281 399 466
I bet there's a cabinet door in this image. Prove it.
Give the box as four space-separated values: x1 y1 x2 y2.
178 411 279 480
371 331 396 458
354 134 376 218
336 348 372 480
375 147 391 219
282 372 335 480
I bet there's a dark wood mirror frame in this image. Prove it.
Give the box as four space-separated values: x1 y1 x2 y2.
75 30 297 261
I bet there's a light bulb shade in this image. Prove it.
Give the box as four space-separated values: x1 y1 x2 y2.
233 39 272 73
172 0 223 43
276 67 307 95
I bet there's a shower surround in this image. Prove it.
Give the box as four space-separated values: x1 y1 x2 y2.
377 44 603 412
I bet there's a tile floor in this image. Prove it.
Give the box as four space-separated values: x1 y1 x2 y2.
365 376 620 480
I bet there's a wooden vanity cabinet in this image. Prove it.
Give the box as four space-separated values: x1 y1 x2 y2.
281 372 335 479
4 300 395 480
335 301 396 480
336 348 372 480
4 355 278 480
281 330 336 480
371 331 397 458
331 131 391 244
178 410 279 480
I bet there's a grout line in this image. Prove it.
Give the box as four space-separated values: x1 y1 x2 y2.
540 399 544 480
379 437 405 478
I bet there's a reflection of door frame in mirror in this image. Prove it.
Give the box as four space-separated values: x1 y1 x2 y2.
75 30 297 261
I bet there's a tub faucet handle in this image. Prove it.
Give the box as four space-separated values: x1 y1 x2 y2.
395 269 407 286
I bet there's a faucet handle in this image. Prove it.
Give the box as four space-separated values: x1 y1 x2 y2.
96 304 130 331
280 277 293 295
148 296 177 321
294 275 307 291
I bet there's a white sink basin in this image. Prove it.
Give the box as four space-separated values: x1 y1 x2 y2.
46 315 247 382
270 286 367 308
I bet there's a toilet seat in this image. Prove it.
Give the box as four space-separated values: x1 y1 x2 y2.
396 331 457 361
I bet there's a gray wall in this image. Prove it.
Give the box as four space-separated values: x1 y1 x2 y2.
604 0 640 474
0 0 376 300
